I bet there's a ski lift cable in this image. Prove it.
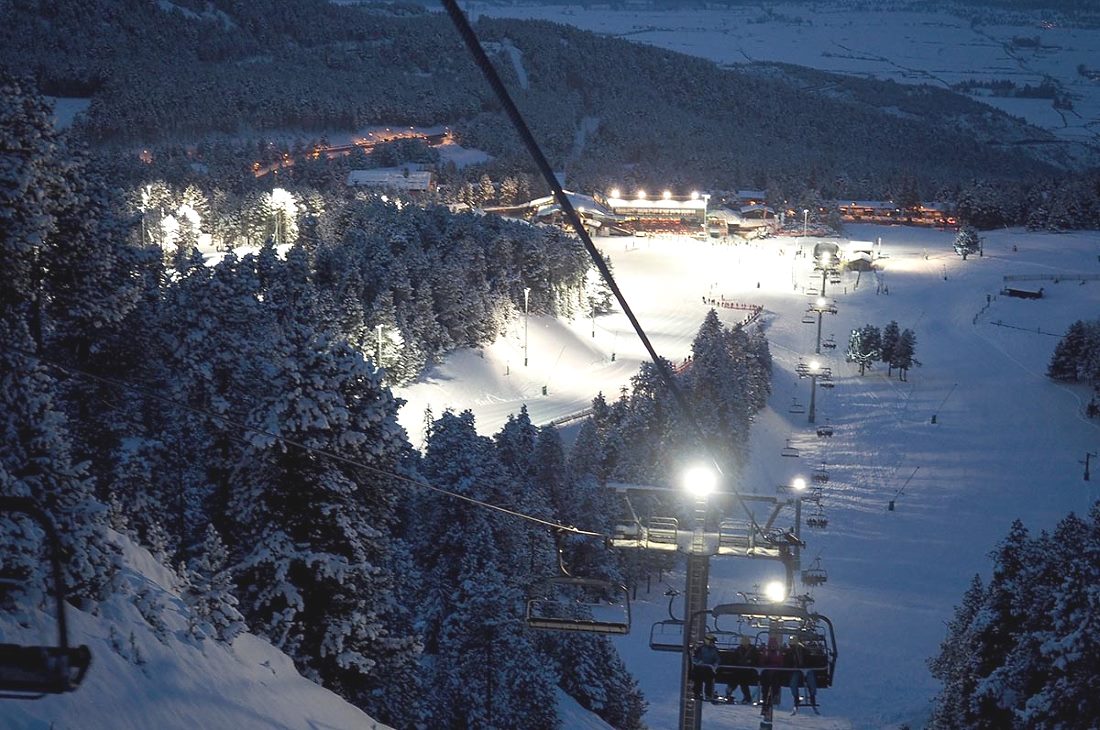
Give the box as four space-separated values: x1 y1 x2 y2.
440 0 765 533
15 346 606 539
891 466 921 501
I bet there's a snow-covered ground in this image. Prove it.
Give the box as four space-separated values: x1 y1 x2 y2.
396 224 1100 729
6 223 1098 729
469 1 1100 147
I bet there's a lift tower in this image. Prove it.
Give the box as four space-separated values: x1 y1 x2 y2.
608 481 805 730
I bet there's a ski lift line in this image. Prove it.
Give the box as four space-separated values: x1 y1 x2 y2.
16 347 606 540
891 466 921 501
440 0 767 535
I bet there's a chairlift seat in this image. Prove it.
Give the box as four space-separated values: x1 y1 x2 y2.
781 445 800 458
526 576 631 634
0 644 91 699
816 425 834 437
801 313 815 324
789 399 806 414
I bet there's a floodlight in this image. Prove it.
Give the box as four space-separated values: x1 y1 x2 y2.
683 465 718 498
791 477 807 491
610 188 621 199
691 191 700 200
816 297 827 308
637 190 646 199
662 190 672 200
764 580 787 603
809 360 821 371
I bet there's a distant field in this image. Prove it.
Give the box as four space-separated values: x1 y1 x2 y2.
472 2 1100 147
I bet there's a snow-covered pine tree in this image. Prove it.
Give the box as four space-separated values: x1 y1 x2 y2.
1047 319 1089 382
954 226 981 260
0 74 117 605
892 329 917 381
928 574 985 729
880 320 901 376
227 251 420 724
417 410 559 730
182 524 245 643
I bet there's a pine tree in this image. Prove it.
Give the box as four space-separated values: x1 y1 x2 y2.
1048 319 1088 381
182 524 245 643
954 226 982 260
226 275 421 724
880 320 901 375
929 574 985 729
417 411 558 729
892 329 917 381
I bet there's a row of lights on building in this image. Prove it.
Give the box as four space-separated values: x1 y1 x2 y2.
608 189 706 201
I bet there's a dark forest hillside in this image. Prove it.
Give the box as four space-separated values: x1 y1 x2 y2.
0 0 1091 200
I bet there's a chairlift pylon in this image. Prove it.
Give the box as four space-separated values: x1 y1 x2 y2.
0 498 92 699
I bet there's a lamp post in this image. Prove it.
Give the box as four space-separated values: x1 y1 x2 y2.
797 359 832 424
523 286 531 367
803 208 809 239
807 297 838 354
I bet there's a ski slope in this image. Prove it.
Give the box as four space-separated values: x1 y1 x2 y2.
396 224 1100 729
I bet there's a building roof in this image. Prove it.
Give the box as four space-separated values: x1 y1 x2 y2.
346 169 433 190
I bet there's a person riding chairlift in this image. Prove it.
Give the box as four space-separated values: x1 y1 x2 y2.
690 634 721 701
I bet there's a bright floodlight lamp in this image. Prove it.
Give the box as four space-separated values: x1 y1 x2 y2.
809 360 821 372
662 190 672 200
691 191 700 200
637 190 647 199
764 580 787 603
816 297 828 308
791 477 807 491
683 465 718 498
610 188 621 199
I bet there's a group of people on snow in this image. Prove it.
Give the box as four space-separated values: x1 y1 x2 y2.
690 633 820 713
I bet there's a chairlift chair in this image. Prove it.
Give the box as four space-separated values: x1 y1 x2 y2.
649 587 685 652
816 421 834 438
822 335 837 350
709 600 838 690
806 505 829 529
801 311 816 324
526 536 631 634
780 439 800 458
0 498 92 699
788 397 806 414
801 557 828 587
812 464 829 484
819 380 835 389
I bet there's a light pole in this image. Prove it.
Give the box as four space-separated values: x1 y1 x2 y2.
807 297 838 354
523 286 531 367
797 359 832 424
803 208 809 239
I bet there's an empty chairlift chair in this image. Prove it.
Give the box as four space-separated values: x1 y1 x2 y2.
526 575 631 635
781 439 800 458
0 498 92 699
789 397 806 414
